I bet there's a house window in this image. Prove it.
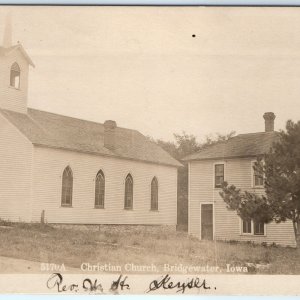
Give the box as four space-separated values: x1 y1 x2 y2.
215 164 224 188
254 222 265 235
124 174 133 209
242 219 252 234
10 62 20 89
253 162 264 187
95 170 105 208
242 218 265 235
151 177 158 211
61 166 73 207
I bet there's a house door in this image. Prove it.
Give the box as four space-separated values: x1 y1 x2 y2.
201 204 213 240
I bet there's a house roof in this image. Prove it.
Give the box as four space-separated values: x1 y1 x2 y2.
0 44 35 67
0 108 181 168
182 131 279 162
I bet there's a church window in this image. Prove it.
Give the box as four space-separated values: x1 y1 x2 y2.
95 170 105 208
124 174 133 209
61 166 73 207
151 177 158 211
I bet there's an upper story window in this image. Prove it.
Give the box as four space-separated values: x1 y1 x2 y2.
214 164 224 188
151 177 158 211
10 62 20 89
124 174 133 210
95 170 105 208
252 161 264 187
61 166 73 207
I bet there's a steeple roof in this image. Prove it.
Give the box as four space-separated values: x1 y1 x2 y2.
1 13 34 67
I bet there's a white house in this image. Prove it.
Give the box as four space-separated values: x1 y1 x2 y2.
183 113 297 247
0 21 181 226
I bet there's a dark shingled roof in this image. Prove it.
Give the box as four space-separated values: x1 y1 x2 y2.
0 108 181 167
183 131 279 161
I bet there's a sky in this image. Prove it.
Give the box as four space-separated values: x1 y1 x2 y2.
1 6 300 142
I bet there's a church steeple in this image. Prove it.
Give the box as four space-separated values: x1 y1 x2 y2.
0 14 34 114
2 13 12 48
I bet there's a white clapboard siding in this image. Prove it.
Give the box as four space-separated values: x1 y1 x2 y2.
31 146 177 225
189 158 296 247
0 49 29 114
0 113 33 222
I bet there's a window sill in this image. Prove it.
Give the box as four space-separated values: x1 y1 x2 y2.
94 206 104 209
150 209 159 212
124 208 133 211
240 234 266 237
61 205 73 208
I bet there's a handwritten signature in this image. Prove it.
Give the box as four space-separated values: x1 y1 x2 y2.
46 273 129 294
147 274 213 293
46 273 214 294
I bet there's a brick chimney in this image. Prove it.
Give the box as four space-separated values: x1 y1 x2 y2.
263 112 275 132
104 120 117 150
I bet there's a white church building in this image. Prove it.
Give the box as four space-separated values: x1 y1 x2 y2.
0 20 181 225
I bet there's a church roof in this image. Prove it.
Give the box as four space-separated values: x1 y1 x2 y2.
0 108 182 168
0 44 35 67
182 131 279 161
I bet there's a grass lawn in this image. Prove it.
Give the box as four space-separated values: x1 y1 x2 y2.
0 221 299 274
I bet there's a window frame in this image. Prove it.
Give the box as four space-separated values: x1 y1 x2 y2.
253 221 265 236
150 177 159 211
213 162 225 189
94 170 105 209
61 166 73 208
241 219 252 235
10 62 21 90
124 173 133 210
240 218 266 236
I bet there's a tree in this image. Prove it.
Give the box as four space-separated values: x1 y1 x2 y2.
149 130 236 228
220 120 300 239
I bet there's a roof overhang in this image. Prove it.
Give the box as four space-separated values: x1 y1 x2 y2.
33 143 183 168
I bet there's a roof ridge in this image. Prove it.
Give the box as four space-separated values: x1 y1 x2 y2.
28 108 138 132
28 108 105 126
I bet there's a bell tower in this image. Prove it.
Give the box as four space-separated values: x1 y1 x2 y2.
0 13 34 114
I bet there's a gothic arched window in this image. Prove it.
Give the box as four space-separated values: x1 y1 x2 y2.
61 166 73 207
124 174 133 209
10 62 20 89
95 170 105 208
151 177 158 211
